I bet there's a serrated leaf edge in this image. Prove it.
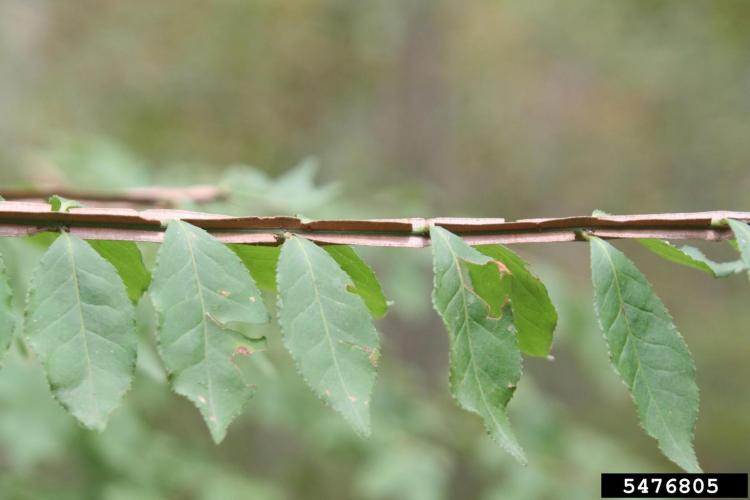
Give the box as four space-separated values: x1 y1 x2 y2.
589 237 701 472
23 232 136 431
430 228 526 464
150 220 266 443
276 236 378 437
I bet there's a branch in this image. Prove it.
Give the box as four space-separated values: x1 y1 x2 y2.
0 202 745 247
0 186 226 207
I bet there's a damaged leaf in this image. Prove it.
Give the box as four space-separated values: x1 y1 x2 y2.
430 226 525 464
325 245 389 319
475 245 557 357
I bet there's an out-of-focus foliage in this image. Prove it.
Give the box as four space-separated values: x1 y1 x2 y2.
1 0 750 497
4 0 750 216
222 158 341 215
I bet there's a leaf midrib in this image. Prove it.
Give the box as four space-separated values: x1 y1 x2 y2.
294 238 365 431
594 238 689 462
62 233 100 421
179 223 218 430
437 231 512 445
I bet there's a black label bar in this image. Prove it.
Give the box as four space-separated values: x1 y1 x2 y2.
601 473 748 498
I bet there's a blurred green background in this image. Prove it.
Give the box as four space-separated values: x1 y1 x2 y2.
0 1 749 498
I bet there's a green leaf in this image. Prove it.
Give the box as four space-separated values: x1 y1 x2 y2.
467 258 512 319
430 227 525 464
231 244 389 313
42 138 150 189
48 195 84 212
88 240 151 303
0 252 14 362
229 244 280 291
475 245 557 357
325 245 389 319
271 157 341 211
639 239 744 278
0 353 76 471
25 232 137 430
727 219 750 271
222 157 340 214
149 221 269 443
276 236 380 436
589 236 700 472
25 232 59 249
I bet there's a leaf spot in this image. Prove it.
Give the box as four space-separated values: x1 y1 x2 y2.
492 260 511 275
234 345 250 356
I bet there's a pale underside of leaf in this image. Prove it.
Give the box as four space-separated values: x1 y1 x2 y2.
727 219 750 274
277 236 380 436
149 221 269 443
430 227 525 464
639 239 744 278
590 236 700 472
25 232 136 430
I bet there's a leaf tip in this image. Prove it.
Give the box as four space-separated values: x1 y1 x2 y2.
208 423 228 445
